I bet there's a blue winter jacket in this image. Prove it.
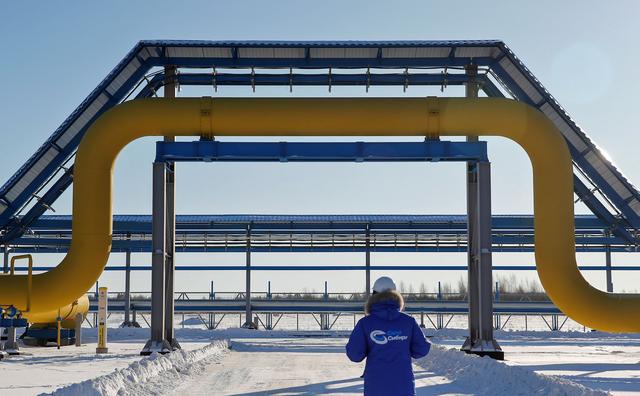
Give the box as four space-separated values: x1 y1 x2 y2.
346 291 430 396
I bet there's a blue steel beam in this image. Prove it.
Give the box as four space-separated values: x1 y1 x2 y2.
24 214 618 232
0 166 74 244
573 175 636 244
568 144 640 228
184 71 472 87
9 213 636 253
6 235 626 247
155 141 488 163
138 72 505 101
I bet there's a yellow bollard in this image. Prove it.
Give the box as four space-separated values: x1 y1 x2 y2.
96 287 108 354
56 308 61 350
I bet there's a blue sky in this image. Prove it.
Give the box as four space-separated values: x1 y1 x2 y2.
0 1 639 295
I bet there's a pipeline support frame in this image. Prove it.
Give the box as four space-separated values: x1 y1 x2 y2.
460 64 502 359
153 138 496 352
461 161 503 359
141 162 173 355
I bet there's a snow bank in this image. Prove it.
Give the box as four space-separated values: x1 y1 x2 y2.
417 345 609 396
47 340 229 396
424 328 640 341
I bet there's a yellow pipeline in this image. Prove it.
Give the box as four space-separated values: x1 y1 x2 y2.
26 296 89 328
0 97 637 332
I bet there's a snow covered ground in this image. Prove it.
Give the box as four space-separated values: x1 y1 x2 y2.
0 328 216 395
427 329 640 395
1 327 638 395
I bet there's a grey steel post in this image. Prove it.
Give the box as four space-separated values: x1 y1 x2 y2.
123 246 131 326
265 281 273 330
3 245 9 273
242 224 256 328
93 282 98 328
163 65 179 349
321 281 330 330
164 161 178 347
75 312 83 346
365 224 371 297
208 281 215 330
460 64 502 359
462 161 503 359
152 162 166 342
5 326 19 355
605 232 613 292
463 63 480 352
141 162 171 355
122 246 139 327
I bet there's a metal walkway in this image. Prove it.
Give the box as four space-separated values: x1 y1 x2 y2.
0 40 638 244
91 298 562 315
7 214 636 253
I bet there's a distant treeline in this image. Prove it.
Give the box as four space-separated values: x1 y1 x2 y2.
397 274 549 302
110 274 548 302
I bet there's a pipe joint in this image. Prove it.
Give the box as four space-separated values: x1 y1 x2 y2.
425 96 440 139
199 96 215 140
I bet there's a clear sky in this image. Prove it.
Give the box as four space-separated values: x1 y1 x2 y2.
0 1 639 296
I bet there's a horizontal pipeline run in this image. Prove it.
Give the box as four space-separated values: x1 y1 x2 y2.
9 265 640 271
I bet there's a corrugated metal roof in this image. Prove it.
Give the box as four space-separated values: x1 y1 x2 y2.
141 39 504 48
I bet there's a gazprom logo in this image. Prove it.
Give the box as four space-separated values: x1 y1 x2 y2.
370 330 388 345
370 329 408 345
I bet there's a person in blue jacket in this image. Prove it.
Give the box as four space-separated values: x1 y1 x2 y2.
346 276 431 396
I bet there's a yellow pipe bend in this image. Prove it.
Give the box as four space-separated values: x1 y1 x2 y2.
0 97 636 332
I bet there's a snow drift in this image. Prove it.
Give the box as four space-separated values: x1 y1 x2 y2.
417 344 609 396
47 340 228 396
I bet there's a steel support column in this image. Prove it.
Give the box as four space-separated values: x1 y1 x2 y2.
121 245 139 327
141 162 172 355
265 281 273 330
164 162 179 347
242 224 257 328
365 224 371 297
460 62 502 359
3 245 9 273
123 249 131 325
4 326 20 355
465 64 479 323
163 65 180 350
605 233 613 292
461 161 503 359
463 63 480 353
